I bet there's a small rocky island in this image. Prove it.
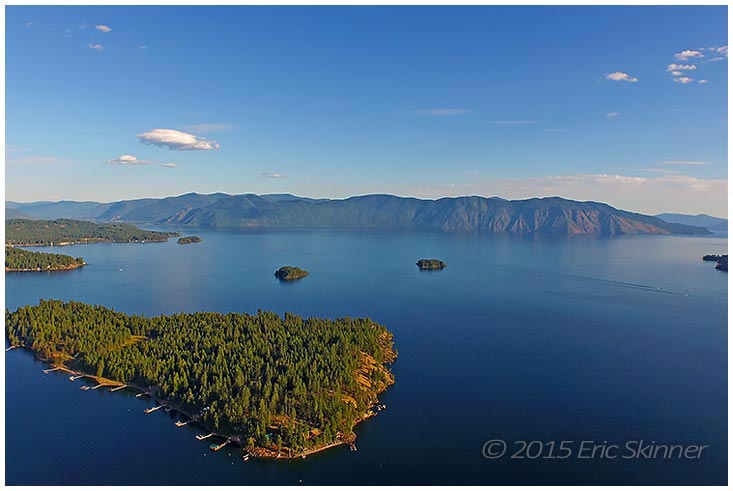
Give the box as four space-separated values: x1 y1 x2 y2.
177 236 202 245
416 259 446 270
703 254 727 272
275 266 309 281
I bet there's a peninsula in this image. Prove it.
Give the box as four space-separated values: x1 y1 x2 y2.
274 266 309 281
5 218 179 247
5 300 397 459
5 247 85 272
703 254 728 272
177 236 202 245
417 259 446 270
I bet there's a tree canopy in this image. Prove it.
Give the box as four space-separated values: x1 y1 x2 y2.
6 300 397 454
5 219 178 246
5 247 85 271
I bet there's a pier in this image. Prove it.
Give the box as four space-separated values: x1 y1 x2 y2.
209 438 231 452
135 392 148 398
108 384 127 392
43 367 61 374
92 382 114 390
70 375 87 381
175 420 192 427
144 405 164 414
195 433 214 440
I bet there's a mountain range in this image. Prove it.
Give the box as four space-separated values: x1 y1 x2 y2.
5 193 714 236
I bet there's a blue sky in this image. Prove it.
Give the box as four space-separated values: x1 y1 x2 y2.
5 6 728 215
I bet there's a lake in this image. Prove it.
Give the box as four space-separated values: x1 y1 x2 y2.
5 230 728 485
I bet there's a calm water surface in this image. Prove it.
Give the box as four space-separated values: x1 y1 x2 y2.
5 230 728 485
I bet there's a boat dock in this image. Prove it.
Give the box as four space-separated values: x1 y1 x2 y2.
195 433 214 440
43 367 61 374
209 438 231 452
70 375 87 381
108 384 127 392
175 420 192 427
144 405 164 414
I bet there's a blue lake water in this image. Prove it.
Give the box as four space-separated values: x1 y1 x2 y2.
5 230 728 485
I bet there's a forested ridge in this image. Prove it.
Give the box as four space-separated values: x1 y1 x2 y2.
5 247 85 271
6 300 397 454
5 219 178 246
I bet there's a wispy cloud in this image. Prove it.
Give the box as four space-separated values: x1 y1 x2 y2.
415 108 469 116
606 112 620 118
95 24 111 33
606 71 639 82
485 120 536 125
660 160 710 166
88 43 104 51
261 172 287 179
135 44 147 50
160 163 179 168
672 77 695 84
182 123 233 133
25 22 35 29
107 155 153 165
674 49 704 61
698 80 709 84
137 128 220 151
666 63 696 72
7 156 69 166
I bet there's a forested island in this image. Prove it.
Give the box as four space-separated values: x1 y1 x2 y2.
5 219 179 247
177 236 202 245
274 266 309 281
416 259 446 270
5 300 397 458
703 254 728 272
5 247 85 272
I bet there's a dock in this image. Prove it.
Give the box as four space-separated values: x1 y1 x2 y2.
43 367 61 374
108 384 127 392
70 375 87 381
196 433 214 441
209 438 231 452
135 392 148 398
144 405 164 414
175 420 191 427
80 385 91 391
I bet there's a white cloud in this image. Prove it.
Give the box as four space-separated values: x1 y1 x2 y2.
485 120 536 125
137 128 220 151
415 108 469 116
674 49 704 61
672 77 695 84
95 24 111 33
666 63 696 72
160 163 179 168
670 71 683 76
606 71 639 82
107 155 153 165
706 57 725 63
698 80 708 84
261 172 286 179
717 45 728 57
136 44 146 50
606 112 620 118
660 160 710 166
182 123 233 133
88 43 104 51
25 22 35 29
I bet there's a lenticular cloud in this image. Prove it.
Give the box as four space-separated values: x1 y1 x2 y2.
137 128 220 151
